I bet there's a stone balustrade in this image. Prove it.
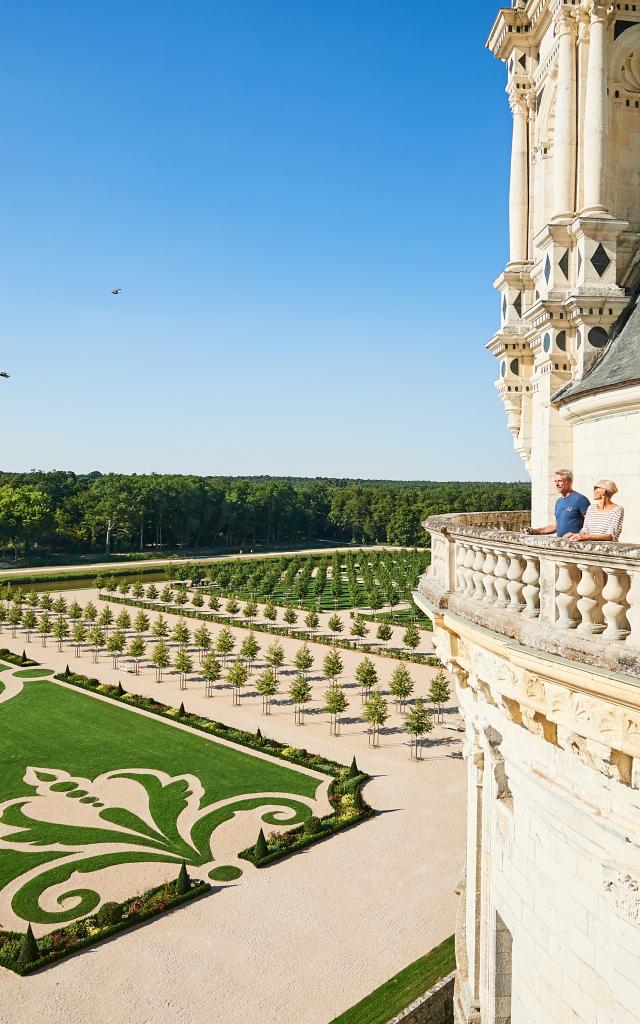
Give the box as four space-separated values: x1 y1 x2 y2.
417 511 640 678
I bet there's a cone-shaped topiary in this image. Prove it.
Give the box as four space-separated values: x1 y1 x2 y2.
64 664 70 677
348 755 359 778
354 786 364 811
255 727 262 741
255 828 269 862
116 681 125 696
175 861 190 895
179 702 186 717
18 924 39 966
21 650 28 666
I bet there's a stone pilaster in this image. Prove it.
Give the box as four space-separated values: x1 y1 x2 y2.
582 2 612 216
553 8 577 221
509 92 530 264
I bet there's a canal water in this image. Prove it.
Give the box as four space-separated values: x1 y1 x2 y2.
10 570 171 594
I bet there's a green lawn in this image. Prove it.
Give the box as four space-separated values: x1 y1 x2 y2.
330 935 455 1024
0 676 321 926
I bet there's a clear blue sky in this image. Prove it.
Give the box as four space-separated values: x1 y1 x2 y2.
0 1 525 482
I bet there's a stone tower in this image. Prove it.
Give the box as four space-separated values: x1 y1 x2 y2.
487 0 640 537
416 4 640 1022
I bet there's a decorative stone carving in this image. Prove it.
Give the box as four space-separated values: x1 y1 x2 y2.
621 50 640 94
603 870 640 923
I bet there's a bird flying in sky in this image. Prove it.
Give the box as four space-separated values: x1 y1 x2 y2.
0 371 10 379
111 288 122 295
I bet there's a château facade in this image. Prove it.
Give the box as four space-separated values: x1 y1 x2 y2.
417 2 640 1022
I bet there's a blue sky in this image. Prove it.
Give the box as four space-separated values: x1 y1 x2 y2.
0 1 525 481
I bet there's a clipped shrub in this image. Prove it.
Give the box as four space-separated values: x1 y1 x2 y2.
96 901 122 927
18 924 39 966
21 650 28 666
175 861 190 895
348 755 359 779
255 727 262 741
116 681 125 696
64 664 71 677
179 702 186 717
255 828 269 861
302 815 323 836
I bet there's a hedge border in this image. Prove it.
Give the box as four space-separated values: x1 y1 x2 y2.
0 880 210 976
98 593 441 667
0 647 39 668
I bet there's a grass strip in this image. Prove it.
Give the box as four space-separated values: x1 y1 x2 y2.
329 934 455 1024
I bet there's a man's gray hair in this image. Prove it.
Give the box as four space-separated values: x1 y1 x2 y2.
554 468 573 480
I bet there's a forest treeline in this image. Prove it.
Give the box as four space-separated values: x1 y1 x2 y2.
0 471 531 557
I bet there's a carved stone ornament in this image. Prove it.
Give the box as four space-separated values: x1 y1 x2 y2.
621 51 640 94
603 870 640 923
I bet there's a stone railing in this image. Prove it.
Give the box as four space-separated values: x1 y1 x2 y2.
417 511 640 678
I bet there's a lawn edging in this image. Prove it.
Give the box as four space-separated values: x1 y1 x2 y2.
329 934 455 1024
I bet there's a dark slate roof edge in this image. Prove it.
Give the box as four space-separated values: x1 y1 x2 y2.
552 285 640 405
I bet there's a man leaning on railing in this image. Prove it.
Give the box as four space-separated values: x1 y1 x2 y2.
523 470 589 538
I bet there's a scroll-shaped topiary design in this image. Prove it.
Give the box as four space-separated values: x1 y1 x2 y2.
0 765 313 926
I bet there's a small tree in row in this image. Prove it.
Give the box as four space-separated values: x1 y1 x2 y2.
240 631 260 674
201 652 222 697
355 656 378 701
428 672 452 724
405 698 433 759
323 648 343 687
363 690 389 747
324 684 349 736
389 664 414 712
228 660 248 705
174 645 193 690
256 667 278 714
289 674 312 724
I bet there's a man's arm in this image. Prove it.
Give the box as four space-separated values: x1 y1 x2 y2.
524 523 556 535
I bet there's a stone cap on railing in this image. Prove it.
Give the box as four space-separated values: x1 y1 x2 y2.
424 510 640 565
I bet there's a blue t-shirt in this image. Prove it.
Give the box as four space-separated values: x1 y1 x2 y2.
555 491 590 536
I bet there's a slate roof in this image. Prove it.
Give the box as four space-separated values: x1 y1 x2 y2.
553 287 640 404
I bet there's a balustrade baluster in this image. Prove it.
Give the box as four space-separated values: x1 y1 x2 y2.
456 543 468 593
507 553 526 613
472 547 486 602
576 562 605 635
463 545 476 597
626 569 640 648
555 561 579 629
494 551 510 608
482 549 497 604
602 568 630 641
522 556 540 618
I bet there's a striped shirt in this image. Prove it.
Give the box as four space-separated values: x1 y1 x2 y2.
582 504 624 541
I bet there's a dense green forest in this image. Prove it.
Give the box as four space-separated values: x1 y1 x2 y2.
0 472 531 558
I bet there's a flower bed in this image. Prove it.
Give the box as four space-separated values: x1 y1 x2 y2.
0 647 39 668
238 772 374 868
0 877 210 976
98 593 435 665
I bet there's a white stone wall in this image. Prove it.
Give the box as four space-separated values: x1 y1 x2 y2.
430 618 640 1024
560 385 640 542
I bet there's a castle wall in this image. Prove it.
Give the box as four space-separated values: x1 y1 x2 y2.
429 615 640 1024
